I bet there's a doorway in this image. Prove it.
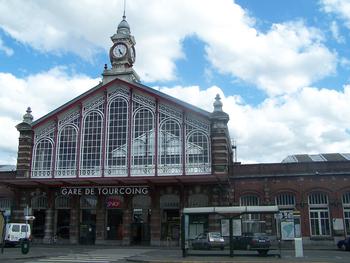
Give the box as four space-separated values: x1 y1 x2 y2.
56 209 70 240
131 208 150 245
106 209 123 240
32 210 45 239
80 209 96 245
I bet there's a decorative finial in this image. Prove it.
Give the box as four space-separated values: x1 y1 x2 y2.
104 64 107 70
23 107 33 124
213 94 223 112
123 0 126 20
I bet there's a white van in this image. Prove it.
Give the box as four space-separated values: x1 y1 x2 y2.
4 223 31 246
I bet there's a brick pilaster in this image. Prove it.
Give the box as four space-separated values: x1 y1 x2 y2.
15 108 34 178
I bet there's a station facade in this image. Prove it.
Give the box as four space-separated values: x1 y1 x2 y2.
0 15 350 246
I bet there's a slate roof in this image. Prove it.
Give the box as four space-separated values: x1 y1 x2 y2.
282 153 350 163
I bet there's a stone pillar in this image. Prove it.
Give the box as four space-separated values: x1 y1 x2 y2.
15 107 34 178
95 196 106 244
43 208 54 244
209 189 220 232
210 95 232 175
263 179 273 234
69 197 79 244
122 198 131 246
12 191 29 223
150 190 160 246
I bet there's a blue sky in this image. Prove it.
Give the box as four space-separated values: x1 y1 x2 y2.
1 0 350 164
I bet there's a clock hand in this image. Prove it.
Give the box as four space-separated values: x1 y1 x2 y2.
119 49 123 55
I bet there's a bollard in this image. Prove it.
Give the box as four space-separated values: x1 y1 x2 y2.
21 238 30 254
294 237 303 257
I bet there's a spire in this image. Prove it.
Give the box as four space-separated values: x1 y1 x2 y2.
211 94 229 124
23 107 33 124
213 94 223 112
123 0 126 19
117 0 130 35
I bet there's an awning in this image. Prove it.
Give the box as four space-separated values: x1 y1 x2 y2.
183 205 279 214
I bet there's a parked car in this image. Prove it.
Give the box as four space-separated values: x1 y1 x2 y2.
191 232 225 250
4 223 31 247
233 232 271 256
337 237 350 251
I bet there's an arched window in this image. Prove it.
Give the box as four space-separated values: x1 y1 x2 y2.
240 195 259 206
55 195 71 209
80 111 103 176
106 97 128 176
132 108 154 175
342 192 350 236
186 131 209 174
160 194 180 209
56 125 77 177
0 198 12 210
32 138 53 177
308 192 330 236
158 119 182 175
80 196 97 209
188 194 208 207
275 193 296 208
240 195 260 228
31 195 48 210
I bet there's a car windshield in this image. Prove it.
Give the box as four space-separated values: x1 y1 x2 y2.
21 225 28 232
209 232 222 238
12 225 20 232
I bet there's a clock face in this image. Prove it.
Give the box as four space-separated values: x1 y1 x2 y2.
113 43 127 58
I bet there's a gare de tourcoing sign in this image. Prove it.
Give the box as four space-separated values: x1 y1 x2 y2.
61 186 149 196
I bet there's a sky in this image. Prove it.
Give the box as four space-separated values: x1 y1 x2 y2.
1 0 350 165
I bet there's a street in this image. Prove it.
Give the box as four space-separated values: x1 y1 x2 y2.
1 245 349 263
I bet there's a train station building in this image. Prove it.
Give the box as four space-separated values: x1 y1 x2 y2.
0 14 350 247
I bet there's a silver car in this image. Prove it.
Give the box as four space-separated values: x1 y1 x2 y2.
192 232 225 250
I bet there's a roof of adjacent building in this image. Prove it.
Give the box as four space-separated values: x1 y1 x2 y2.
0 165 16 172
282 153 350 163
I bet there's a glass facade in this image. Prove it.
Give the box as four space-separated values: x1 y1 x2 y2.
31 88 211 178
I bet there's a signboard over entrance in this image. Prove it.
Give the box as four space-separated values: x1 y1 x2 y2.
61 186 149 196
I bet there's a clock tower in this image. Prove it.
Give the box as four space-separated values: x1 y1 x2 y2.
102 13 140 84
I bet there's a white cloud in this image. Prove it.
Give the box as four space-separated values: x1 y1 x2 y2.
0 68 99 164
0 37 14 56
330 20 345 43
1 68 350 164
158 84 350 163
321 0 350 28
0 0 337 95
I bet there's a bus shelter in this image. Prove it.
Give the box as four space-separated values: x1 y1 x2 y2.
181 205 281 258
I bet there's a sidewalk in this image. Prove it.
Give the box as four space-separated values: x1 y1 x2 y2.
125 248 339 263
0 244 89 261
